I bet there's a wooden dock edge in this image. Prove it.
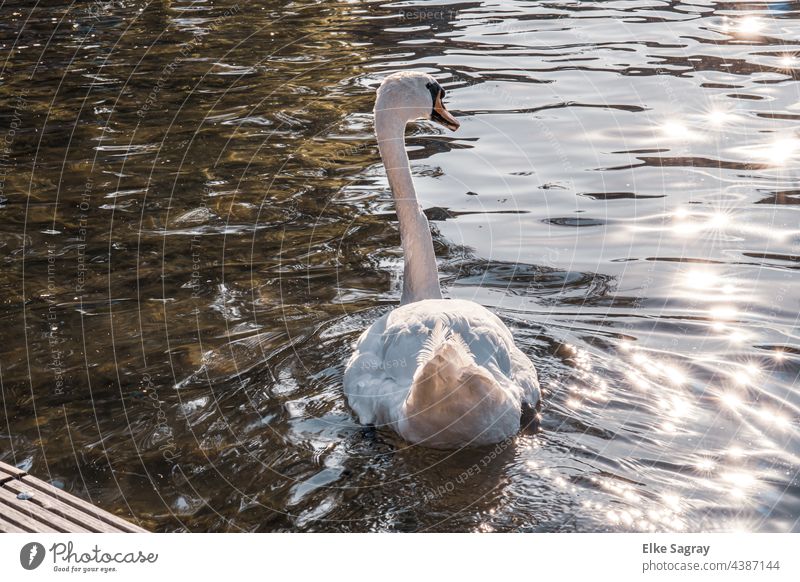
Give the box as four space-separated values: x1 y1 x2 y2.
0 461 147 533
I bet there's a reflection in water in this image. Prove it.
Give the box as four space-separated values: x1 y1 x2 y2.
0 0 798 532
762 138 800 165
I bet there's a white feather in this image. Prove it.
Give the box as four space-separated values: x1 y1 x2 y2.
417 319 448 367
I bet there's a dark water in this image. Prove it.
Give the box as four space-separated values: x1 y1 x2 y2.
1 0 799 532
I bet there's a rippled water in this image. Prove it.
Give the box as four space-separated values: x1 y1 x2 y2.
1 0 799 532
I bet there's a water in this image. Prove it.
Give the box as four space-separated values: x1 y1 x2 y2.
1 0 798 532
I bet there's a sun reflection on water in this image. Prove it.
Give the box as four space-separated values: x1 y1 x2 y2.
483 7 799 532
566 331 797 532
735 16 765 36
710 305 738 321
695 457 716 474
661 120 697 141
721 392 743 410
707 108 735 127
723 472 758 500
683 269 718 290
728 446 746 459
761 138 800 165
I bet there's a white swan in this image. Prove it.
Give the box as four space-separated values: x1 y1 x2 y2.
343 71 540 449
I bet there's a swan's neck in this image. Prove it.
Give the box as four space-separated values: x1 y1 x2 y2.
375 113 442 304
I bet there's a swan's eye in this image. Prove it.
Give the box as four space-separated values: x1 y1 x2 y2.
426 81 442 107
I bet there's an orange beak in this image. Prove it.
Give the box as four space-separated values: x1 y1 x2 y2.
431 91 460 131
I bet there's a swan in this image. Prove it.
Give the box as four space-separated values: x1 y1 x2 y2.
343 71 541 449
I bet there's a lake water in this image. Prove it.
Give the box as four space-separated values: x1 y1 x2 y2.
1 0 798 532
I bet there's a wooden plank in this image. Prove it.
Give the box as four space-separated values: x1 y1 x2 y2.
4 479 127 533
0 519 28 533
0 460 27 485
0 501 49 532
17 475 146 532
0 460 146 533
0 488 74 532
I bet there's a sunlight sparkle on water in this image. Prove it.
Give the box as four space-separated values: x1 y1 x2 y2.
728 329 749 344
710 305 737 321
707 211 729 229
684 268 717 290
757 408 790 430
723 472 757 499
737 16 764 35
695 457 716 473
671 209 734 238
661 421 677 433
761 138 800 165
627 371 650 390
661 493 682 512
707 108 735 127
727 446 745 459
721 392 742 409
661 120 697 141
664 365 687 386
668 395 691 418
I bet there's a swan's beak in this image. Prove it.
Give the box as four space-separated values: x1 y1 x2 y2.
431 92 460 132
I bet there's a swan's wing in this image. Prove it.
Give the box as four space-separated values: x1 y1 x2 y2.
438 302 539 407
416 319 447 367
344 299 541 431
509 345 540 406
448 332 475 365
343 312 414 427
344 349 405 426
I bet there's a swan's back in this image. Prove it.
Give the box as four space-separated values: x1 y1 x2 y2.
344 299 540 448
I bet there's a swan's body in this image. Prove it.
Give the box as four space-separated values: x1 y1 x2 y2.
343 72 540 449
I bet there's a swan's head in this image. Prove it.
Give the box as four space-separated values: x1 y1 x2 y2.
374 71 460 132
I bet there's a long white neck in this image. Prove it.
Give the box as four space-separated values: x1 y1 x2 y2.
375 112 442 304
